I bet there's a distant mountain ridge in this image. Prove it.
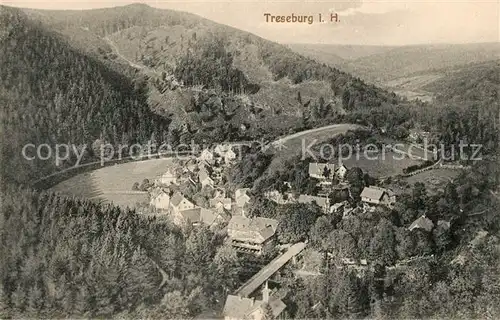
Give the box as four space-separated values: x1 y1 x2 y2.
288 42 500 83
287 43 398 61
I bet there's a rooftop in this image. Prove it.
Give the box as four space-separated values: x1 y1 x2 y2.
179 208 202 222
308 163 335 177
198 168 212 182
223 295 286 319
150 187 170 199
178 207 230 225
228 216 278 244
170 191 185 207
360 187 386 201
235 188 250 198
209 197 232 207
408 215 434 232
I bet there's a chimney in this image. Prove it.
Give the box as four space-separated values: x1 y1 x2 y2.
262 281 270 303
251 297 255 306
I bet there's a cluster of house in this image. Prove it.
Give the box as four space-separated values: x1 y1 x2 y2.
151 166 281 257
198 144 238 167
148 144 250 227
159 144 239 187
151 156 452 319
150 185 255 228
264 162 398 218
150 188 231 227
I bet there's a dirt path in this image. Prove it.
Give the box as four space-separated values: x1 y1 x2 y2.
103 37 157 76
271 124 362 147
266 123 362 174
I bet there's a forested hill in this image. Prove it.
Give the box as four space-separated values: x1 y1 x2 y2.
424 60 500 105
422 60 500 153
17 4 414 140
0 6 173 185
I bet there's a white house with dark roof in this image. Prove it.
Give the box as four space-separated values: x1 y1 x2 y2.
308 163 336 180
149 188 171 211
169 192 196 213
227 216 279 255
223 282 286 320
336 164 348 180
360 186 395 207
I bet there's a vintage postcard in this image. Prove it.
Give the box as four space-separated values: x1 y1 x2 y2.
0 0 499 319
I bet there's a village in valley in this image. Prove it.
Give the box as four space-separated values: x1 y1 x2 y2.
141 141 444 319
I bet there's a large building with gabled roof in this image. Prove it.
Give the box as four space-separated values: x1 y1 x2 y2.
227 216 279 255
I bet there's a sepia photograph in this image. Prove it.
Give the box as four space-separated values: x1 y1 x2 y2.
0 0 499 319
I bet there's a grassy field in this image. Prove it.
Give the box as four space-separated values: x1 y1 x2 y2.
404 168 461 195
51 158 174 209
267 125 427 178
341 151 422 178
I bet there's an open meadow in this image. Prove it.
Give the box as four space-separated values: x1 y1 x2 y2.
51 158 174 208
267 125 425 178
341 151 422 178
404 168 461 195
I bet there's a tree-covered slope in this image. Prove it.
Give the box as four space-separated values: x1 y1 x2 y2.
19 4 414 140
424 60 500 104
0 6 171 185
0 186 241 318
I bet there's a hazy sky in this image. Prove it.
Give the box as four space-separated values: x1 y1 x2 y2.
4 0 499 45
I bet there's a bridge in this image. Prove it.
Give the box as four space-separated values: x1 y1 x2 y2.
234 242 306 297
